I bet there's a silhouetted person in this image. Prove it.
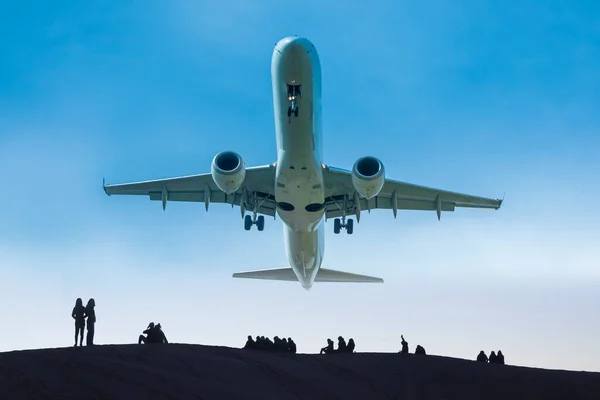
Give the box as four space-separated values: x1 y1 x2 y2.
400 335 408 354
71 298 86 347
265 336 274 349
281 338 289 352
415 345 426 355
320 339 334 354
273 336 286 352
489 351 497 364
336 336 347 353
244 335 256 349
154 323 168 343
346 338 355 353
288 338 296 354
139 322 156 344
85 298 96 346
497 350 505 365
477 350 488 362
255 336 265 350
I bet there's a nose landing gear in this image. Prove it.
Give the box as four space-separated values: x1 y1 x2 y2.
287 83 302 120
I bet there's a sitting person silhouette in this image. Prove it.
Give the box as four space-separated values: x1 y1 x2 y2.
336 336 347 353
243 335 256 349
287 338 297 354
496 350 505 365
399 335 409 354
320 339 334 354
476 350 488 362
346 338 355 353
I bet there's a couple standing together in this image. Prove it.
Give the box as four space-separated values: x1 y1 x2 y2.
71 298 96 346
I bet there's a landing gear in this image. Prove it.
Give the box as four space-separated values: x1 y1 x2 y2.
244 214 265 231
287 104 299 117
333 217 353 235
287 83 302 119
244 192 267 232
331 194 355 235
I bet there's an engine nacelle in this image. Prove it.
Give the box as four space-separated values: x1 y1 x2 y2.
351 156 385 199
211 151 246 194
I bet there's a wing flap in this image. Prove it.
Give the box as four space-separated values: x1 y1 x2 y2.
325 196 456 219
103 164 278 217
322 164 502 220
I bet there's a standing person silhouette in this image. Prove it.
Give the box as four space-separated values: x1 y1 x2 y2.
71 298 86 346
85 298 96 346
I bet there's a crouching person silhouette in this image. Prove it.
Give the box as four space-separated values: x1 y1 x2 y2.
139 322 168 344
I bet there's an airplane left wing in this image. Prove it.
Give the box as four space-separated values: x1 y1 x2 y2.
322 165 502 221
103 164 277 217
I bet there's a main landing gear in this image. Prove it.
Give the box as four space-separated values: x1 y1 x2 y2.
287 83 302 119
244 214 265 231
244 192 267 231
333 216 354 235
331 194 354 235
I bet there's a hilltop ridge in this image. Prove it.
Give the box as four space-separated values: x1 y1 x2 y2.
1 344 599 399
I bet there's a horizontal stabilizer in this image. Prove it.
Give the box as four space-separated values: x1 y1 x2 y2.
232 267 383 283
315 268 383 283
232 268 298 282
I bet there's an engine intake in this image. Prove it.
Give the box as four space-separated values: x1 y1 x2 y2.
211 151 246 194
351 156 385 199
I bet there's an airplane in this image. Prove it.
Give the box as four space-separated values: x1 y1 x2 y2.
102 36 503 291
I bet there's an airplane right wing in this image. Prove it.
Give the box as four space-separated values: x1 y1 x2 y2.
322 165 503 221
103 164 278 217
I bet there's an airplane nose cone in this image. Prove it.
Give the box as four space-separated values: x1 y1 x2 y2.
275 36 311 57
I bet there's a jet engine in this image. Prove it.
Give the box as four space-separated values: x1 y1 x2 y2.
211 151 246 194
351 156 385 199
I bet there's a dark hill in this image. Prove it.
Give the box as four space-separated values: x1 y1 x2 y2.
1 344 599 399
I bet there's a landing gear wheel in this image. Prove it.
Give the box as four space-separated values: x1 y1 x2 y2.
287 107 292 117
257 215 265 231
346 218 354 235
244 215 252 231
334 218 341 234
294 107 299 117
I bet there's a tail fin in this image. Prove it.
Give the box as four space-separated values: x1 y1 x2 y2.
232 267 383 283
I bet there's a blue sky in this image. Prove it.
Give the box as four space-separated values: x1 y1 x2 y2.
1 0 599 372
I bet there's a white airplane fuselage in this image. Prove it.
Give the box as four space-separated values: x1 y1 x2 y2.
271 36 324 290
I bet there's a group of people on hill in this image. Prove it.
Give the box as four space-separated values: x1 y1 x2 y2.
69 299 504 365
477 350 505 364
71 298 96 347
320 336 356 354
138 322 169 344
243 335 297 353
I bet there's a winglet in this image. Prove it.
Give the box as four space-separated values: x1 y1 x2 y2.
103 178 109 196
496 192 505 210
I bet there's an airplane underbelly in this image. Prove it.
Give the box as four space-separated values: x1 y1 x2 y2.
284 223 324 284
275 155 324 231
